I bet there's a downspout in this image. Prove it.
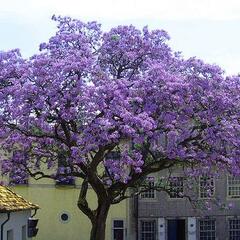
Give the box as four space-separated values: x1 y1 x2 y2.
1 212 10 240
31 209 37 218
134 195 139 240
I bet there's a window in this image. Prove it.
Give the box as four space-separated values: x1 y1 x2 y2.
61 213 69 222
105 151 121 160
113 220 124 240
141 177 155 199
199 219 216 240
9 151 28 185
59 211 71 223
9 171 28 185
55 176 75 185
141 220 156 240
7 230 13 240
199 176 215 199
56 152 75 185
229 219 240 240
151 133 167 150
169 177 184 198
228 176 240 198
22 225 26 240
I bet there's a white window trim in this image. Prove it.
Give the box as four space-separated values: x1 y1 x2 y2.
140 176 156 200
198 176 215 199
6 229 14 240
140 219 157 240
112 219 125 240
228 217 240 239
22 225 27 240
227 175 240 199
168 176 185 200
198 218 216 240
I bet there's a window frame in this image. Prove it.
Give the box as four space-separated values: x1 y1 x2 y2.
140 176 156 200
55 151 75 186
140 220 156 240
9 150 28 185
22 225 27 240
55 177 75 186
198 218 216 240
7 229 14 240
112 219 125 240
199 175 215 199
228 218 240 240
227 175 240 199
105 151 121 160
9 171 28 185
168 177 184 199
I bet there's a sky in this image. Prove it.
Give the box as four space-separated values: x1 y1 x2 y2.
0 0 240 75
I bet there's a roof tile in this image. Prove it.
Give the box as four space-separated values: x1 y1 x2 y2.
0 186 39 212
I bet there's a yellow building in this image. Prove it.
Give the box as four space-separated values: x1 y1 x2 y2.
0 142 133 240
9 177 130 240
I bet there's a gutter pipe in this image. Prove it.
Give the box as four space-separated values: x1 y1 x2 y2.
1 212 10 240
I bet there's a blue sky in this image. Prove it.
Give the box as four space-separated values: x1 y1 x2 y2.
0 0 240 75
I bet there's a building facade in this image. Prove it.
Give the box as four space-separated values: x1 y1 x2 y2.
131 172 240 240
9 178 129 240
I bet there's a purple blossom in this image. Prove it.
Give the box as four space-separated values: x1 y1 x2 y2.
0 15 238 200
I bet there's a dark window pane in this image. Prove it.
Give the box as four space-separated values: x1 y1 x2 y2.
61 213 69 222
169 177 184 198
141 221 156 240
229 219 240 239
106 152 120 160
114 220 124 228
114 229 124 240
199 219 216 240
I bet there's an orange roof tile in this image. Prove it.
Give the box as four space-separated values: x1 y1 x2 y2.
0 186 39 213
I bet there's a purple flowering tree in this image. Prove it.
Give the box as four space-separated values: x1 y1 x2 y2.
0 16 239 240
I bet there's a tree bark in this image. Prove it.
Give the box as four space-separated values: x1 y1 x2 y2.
90 201 110 240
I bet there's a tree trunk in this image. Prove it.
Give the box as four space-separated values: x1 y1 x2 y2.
90 201 110 240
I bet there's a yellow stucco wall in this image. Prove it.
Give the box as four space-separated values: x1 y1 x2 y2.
11 182 129 240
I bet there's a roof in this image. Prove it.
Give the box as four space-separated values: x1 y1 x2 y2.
0 185 39 213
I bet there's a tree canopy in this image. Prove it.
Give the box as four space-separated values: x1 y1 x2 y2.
0 16 239 240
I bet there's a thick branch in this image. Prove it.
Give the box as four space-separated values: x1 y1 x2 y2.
77 178 95 222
